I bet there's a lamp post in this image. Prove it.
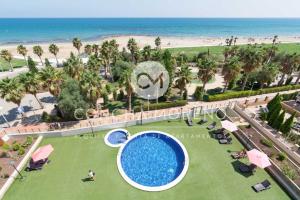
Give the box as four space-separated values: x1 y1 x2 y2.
9 160 23 179
147 94 150 112
0 106 10 128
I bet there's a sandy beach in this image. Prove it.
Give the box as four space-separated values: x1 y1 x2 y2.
1 35 300 60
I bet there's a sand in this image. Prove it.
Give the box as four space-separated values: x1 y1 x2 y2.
1 35 300 61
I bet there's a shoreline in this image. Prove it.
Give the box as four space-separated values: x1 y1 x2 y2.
1 35 300 60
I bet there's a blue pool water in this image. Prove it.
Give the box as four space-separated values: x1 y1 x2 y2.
120 132 186 187
107 130 127 145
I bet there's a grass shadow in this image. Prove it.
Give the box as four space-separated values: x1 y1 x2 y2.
81 177 94 182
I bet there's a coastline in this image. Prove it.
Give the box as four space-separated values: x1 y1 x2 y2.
1 35 300 60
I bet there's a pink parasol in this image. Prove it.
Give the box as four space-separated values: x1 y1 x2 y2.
32 144 54 162
221 120 238 132
247 149 271 169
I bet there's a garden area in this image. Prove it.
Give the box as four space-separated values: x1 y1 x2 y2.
3 118 290 200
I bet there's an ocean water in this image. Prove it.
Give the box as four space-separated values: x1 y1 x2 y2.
1 18 300 44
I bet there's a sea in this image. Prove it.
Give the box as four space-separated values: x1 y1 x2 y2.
0 18 300 44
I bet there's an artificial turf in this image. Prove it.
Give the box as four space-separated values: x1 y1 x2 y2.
4 117 291 200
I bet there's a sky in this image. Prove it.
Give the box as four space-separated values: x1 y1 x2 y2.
1 0 300 18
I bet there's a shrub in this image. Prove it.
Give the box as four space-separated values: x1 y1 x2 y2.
282 164 297 180
203 85 300 102
12 143 20 151
260 139 273 148
193 86 203 101
18 147 25 155
113 90 117 101
133 100 187 112
2 143 10 151
117 90 125 101
277 152 286 161
105 84 112 94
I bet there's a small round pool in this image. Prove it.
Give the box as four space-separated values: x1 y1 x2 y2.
117 131 189 191
104 129 130 147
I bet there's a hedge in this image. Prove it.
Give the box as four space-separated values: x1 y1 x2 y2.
203 85 300 102
133 100 187 112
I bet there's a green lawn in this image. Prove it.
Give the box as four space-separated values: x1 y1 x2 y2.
0 58 26 72
168 43 300 58
4 118 290 200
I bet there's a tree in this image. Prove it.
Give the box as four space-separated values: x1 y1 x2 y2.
119 67 134 112
17 45 28 65
19 72 43 108
256 63 279 88
27 56 38 73
276 53 299 86
72 38 82 55
87 54 101 72
127 38 139 64
49 44 59 66
268 106 281 126
84 44 92 56
0 50 14 72
80 70 102 106
33 45 44 66
58 79 89 120
92 44 100 54
197 57 217 92
280 112 296 135
222 56 241 92
267 97 282 121
39 65 63 96
267 94 281 111
175 65 193 97
112 60 134 81
63 53 84 80
155 37 161 50
272 111 285 130
162 50 175 95
142 45 151 61
239 46 262 90
0 77 25 106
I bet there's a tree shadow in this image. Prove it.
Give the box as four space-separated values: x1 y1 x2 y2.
40 96 56 104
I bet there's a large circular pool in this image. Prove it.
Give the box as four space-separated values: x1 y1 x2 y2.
117 131 189 191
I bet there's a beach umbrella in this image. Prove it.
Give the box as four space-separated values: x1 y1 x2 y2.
221 120 238 132
32 144 54 162
246 149 271 169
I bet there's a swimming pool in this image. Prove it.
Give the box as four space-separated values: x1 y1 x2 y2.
104 129 130 148
117 131 189 191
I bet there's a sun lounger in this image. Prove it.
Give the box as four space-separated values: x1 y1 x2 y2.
239 163 256 173
252 180 271 192
219 137 232 144
198 119 208 125
213 128 225 135
231 151 246 159
207 122 217 130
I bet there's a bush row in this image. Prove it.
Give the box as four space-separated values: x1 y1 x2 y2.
133 100 187 112
203 85 300 102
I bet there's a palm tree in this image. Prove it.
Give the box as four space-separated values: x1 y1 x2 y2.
49 44 59 66
0 50 14 72
33 45 44 66
17 45 28 65
197 57 217 92
239 46 262 90
80 70 102 106
119 67 134 112
39 66 63 96
127 38 139 64
222 56 241 92
277 53 299 86
63 53 84 80
87 54 101 72
155 37 161 49
19 72 44 108
175 65 193 96
72 38 82 55
100 41 112 78
257 63 279 88
109 39 119 65
142 45 151 61
92 44 100 54
84 44 92 56
0 77 24 106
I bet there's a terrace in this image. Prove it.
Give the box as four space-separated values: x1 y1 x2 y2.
3 117 290 200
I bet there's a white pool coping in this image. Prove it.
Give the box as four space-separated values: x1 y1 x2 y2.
117 130 189 192
104 129 130 148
